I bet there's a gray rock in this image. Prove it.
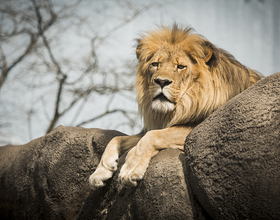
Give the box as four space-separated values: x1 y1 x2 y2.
1 125 207 220
185 72 280 219
0 126 124 220
78 148 210 220
2 72 279 220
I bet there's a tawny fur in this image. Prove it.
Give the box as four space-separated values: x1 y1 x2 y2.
89 24 261 189
136 25 261 131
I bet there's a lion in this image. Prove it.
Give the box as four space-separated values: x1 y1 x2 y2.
89 24 261 189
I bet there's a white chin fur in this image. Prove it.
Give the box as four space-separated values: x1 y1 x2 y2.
151 100 174 113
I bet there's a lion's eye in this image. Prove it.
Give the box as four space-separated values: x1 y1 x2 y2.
177 65 186 70
151 62 159 67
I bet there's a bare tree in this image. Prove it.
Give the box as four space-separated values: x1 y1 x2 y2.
0 0 148 142
0 0 57 90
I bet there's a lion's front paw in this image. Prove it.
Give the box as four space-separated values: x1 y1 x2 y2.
118 147 150 187
118 163 146 187
102 153 118 172
89 165 114 190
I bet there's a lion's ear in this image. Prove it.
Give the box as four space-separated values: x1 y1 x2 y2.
136 40 142 60
203 41 219 68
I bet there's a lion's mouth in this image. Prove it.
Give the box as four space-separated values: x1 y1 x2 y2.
153 93 172 103
152 93 175 112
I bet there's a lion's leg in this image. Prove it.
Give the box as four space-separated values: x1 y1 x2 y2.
118 126 192 187
89 134 142 190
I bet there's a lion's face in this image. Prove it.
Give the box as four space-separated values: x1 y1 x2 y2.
135 25 260 131
147 49 193 113
135 26 212 130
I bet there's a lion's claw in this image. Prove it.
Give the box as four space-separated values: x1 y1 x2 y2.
89 165 114 190
118 149 149 187
102 159 118 172
118 163 142 187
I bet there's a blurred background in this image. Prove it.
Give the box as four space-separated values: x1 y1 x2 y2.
0 0 279 145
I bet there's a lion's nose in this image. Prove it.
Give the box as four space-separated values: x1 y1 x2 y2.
154 78 172 88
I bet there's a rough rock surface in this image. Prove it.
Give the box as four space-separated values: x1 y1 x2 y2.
1 72 279 220
0 126 124 220
78 149 209 220
0 126 209 220
185 72 280 219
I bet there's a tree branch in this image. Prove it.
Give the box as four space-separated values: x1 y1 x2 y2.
0 0 57 92
95 4 150 48
46 74 67 133
31 0 69 133
76 109 129 127
0 32 36 90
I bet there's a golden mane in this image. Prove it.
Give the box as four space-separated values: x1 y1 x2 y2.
89 25 262 190
135 25 261 132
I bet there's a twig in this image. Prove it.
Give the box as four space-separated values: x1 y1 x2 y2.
76 109 129 127
46 74 67 133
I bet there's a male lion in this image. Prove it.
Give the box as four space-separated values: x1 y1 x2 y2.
89 25 261 189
